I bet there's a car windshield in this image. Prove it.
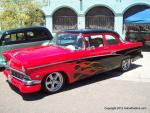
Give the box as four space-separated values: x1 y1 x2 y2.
55 33 84 50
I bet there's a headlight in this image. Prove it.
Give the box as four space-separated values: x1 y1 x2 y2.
22 75 32 85
23 75 31 81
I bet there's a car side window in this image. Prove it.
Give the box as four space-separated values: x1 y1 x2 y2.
27 31 35 39
4 32 25 44
105 35 119 45
4 33 17 43
85 35 104 48
26 30 49 41
17 33 25 41
4 34 11 42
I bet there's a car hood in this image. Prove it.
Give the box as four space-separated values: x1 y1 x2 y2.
3 45 74 69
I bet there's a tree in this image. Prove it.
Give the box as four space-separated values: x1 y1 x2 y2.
0 0 45 30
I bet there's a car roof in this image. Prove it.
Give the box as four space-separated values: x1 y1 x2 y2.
0 26 53 40
3 26 49 34
63 29 119 36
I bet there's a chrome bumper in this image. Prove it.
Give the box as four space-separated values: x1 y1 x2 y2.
7 67 41 86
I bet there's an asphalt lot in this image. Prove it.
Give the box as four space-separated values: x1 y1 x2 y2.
0 46 150 113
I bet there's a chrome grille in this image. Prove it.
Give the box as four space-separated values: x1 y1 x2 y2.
10 70 25 80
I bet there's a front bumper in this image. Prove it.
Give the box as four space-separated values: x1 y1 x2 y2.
4 69 41 93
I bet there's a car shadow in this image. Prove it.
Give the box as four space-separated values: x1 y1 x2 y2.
8 63 142 101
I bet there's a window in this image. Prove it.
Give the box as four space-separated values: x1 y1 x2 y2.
85 35 104 48
105 35 118 45
4 32 25 44
4 34 11 42
129 33 137 39
4 34 17 42
26 30 49 41
56 33 84 50
27 31 35 39
17 33 25 41
11 34 17 41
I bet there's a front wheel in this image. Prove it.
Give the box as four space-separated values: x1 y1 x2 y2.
120 57 131 71
42 72 65 94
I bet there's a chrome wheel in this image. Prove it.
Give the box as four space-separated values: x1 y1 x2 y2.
121 58 131 71
44 72 64 93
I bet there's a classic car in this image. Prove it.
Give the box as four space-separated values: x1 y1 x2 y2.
0 27 53 70
3 29 143 94
125 31 150 45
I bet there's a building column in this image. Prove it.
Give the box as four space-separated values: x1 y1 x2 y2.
45 15 53 33
114 14 125 39
78 14 85 29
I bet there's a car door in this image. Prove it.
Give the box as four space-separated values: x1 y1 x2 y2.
103 33 123 69
85 34 115 74
73 34 113 79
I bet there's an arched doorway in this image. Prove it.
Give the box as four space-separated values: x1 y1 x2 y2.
85 6 114 30
53 8 77 31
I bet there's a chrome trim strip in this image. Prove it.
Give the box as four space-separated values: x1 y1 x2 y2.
8 66 26 75
9 74 41 86
8 67 41 85
10 74 23 81
27 53 120 70
27 46 141 70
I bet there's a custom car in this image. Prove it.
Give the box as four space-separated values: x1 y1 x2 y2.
0 27 53 69
3 29 143 94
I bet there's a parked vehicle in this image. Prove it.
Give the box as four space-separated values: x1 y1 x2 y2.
0 27 53 69
125 31 150 45
3 29 143 94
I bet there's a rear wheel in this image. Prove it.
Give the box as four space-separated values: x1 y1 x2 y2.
42 72 65 94
120 57 131 71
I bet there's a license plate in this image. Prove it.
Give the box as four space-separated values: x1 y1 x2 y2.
8 75 12 83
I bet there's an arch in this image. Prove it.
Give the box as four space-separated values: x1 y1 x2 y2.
51 6 78 16
52 7 77 31
123 3 150 15
123 4 150 19
85 6 114 30
84 4 115 16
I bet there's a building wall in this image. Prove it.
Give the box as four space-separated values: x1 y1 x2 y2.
37 0 150 37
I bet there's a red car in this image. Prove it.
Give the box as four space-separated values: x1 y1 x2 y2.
3 29 143 94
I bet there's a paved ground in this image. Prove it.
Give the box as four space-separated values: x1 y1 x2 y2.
0 46 150 113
